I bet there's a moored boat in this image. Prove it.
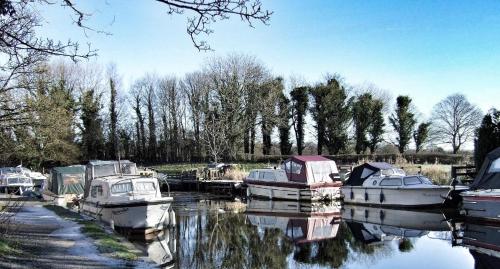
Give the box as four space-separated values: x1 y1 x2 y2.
0 170 34 194
81 160 175 232
460 147 500 223
244 155 342 201
341 162 451 207
42 165 86 207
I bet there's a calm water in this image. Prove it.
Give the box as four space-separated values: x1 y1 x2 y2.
125 193 499 269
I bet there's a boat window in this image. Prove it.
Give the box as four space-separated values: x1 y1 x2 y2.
249 171 257 179
263 172 276 181
489 158 500 173
121 163 137 175
403 176 422 185
8 177 30 184
283 161 302 174
91 185 103 198
135 182 156 192
111 182 133 194
94 164 116 177
380 178 402 186
257 171 276 181
418 176 433 185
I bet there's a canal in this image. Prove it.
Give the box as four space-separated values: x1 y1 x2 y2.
124 192 497 268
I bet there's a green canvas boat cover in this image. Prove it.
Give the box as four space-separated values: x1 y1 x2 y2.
49 165 86 195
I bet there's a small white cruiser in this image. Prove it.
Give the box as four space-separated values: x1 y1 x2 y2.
81 160 175 232
0 171 34 194
341 162 451 207
244 156 342 201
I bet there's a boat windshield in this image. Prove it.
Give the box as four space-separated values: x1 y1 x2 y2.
380 177 402 186
282 161 302 174
121 163 137 175
418 176 434 185
111 181 133 194
489 157 500 173
94 164 117 177
110 180 156 194
8 177 30 184
135 182 156 192
403 176 422 185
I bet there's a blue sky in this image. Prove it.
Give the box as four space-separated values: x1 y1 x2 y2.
39 0 500 119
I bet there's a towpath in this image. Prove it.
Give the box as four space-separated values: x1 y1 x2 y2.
0 200 154 269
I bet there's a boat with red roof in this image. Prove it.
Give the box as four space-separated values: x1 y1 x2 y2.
244 155 342 201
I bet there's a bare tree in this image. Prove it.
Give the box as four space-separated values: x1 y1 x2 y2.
202 109 228 163
154 0 272 50
431 94 483 154
62 0 272 51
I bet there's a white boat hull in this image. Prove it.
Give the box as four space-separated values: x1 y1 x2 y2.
246 183 341 201
341 186 451 207
82 198 175 230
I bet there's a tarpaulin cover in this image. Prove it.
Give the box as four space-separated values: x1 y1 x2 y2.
470 147 500 190
49 166 85 195
344 162 395 186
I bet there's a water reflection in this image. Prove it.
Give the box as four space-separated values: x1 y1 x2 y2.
119 194 500 269
342 205 450 244
455 221 500 269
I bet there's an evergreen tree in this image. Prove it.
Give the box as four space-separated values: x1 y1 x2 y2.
310 85 329 154
322 78 352 155
80 89 106 160
389 96 416 154
278 92 292 155
368 99 385 153
353 93 373 154
413 122 431 153
291 87 309 155
108 77 118 159
475 109 500 169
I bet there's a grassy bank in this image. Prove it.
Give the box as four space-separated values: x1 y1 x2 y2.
43 205 138 260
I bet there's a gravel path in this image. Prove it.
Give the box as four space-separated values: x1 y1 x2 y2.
0 205 154 269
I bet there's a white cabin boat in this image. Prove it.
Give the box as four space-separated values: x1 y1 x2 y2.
461 147 500 222
81 160 175 232
341 162 451 207
244 156 342 201
0 172 34 194
16 166 47 189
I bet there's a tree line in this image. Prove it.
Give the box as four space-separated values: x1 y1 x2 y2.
1 53 497 168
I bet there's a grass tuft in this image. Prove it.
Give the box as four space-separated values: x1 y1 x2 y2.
0 238 19 256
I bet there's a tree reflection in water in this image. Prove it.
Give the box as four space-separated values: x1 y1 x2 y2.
175 208 395 269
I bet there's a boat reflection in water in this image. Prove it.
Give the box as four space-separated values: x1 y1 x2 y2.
342 204 450 245
246 199 342 243
454 221 500 269
116 214 177 268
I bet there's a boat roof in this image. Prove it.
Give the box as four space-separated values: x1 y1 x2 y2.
290 155 333 162
470 147 500 190
344 162 396 186
52 165 85 174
